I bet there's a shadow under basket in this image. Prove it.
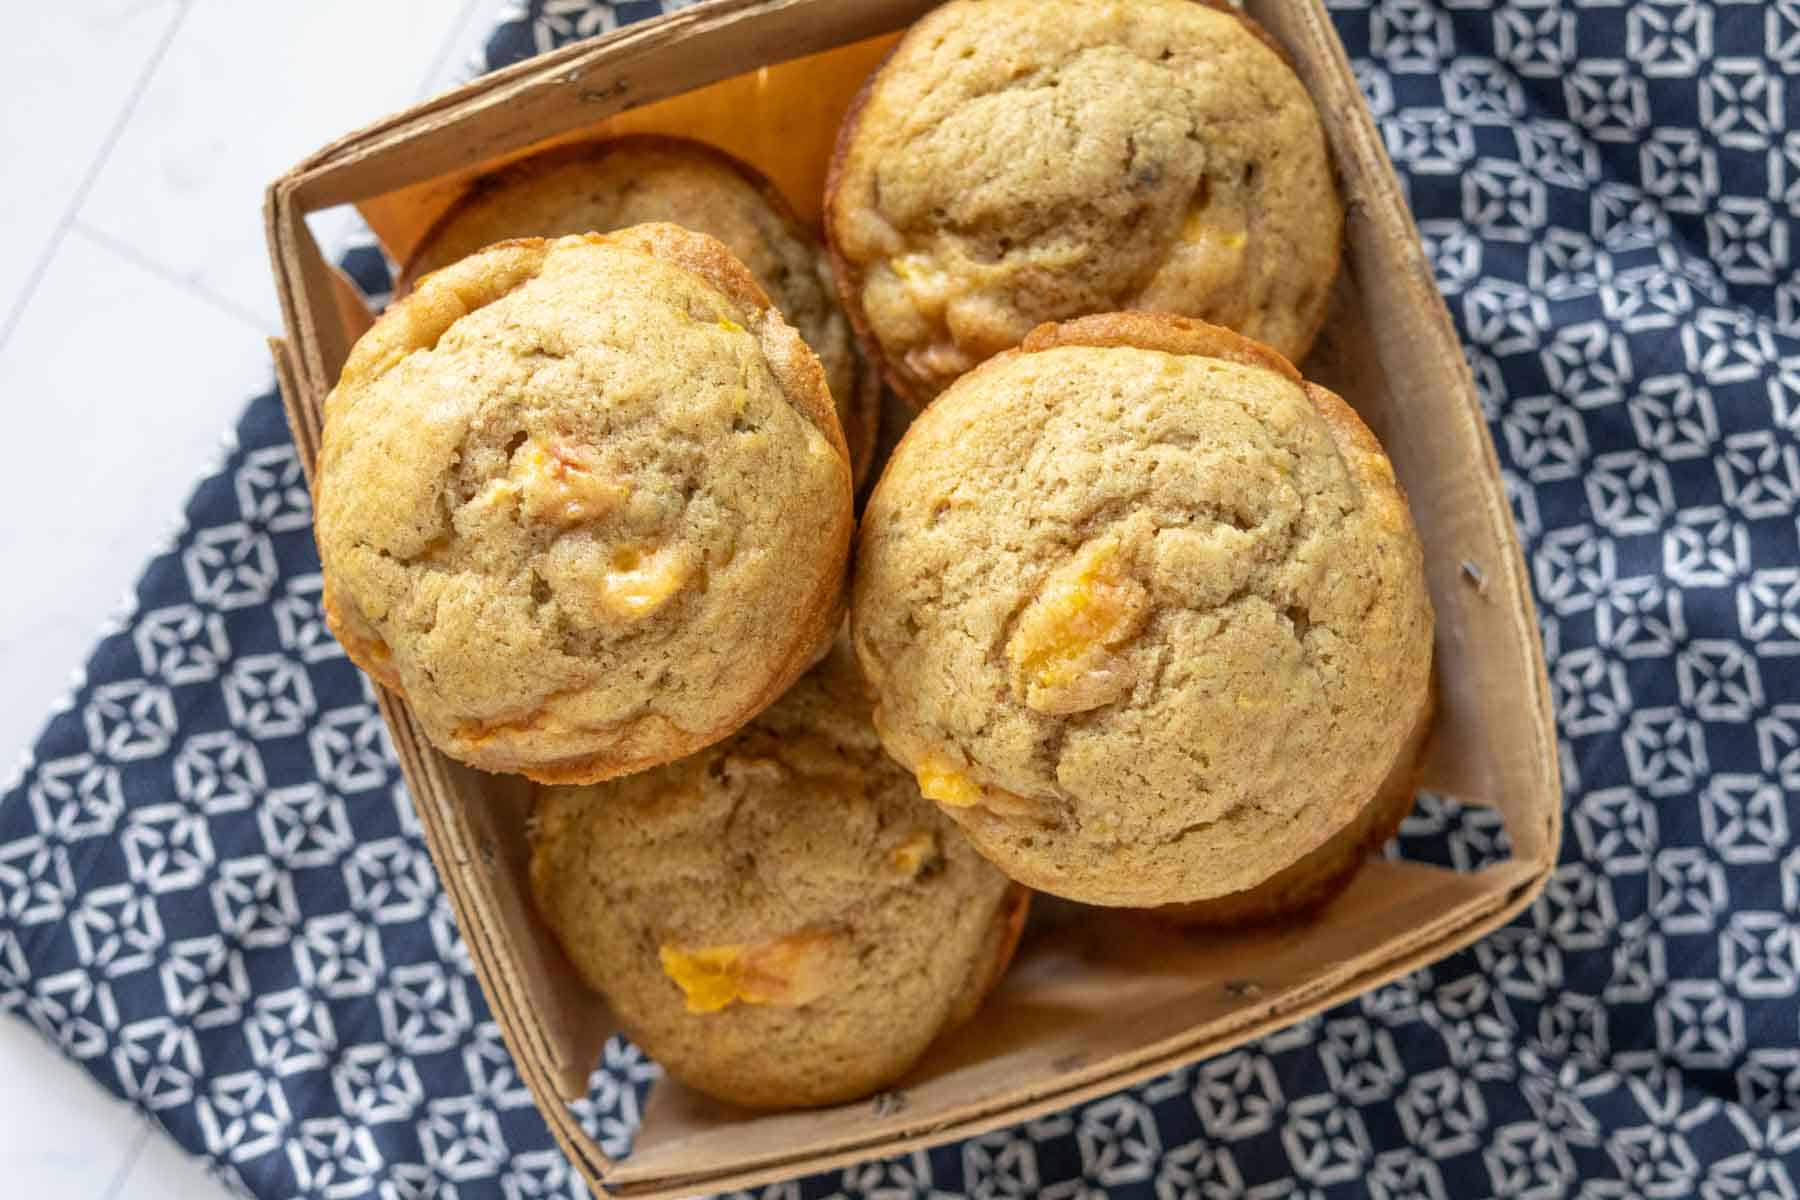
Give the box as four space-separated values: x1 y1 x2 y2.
265 1 1561 1195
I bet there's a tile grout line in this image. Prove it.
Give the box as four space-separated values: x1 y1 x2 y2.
94 1124 153 1200
70 0 503 342
10 9 497 1200
70 221 271 334
305 1 494 283
417 0 495 99
0 0 195 361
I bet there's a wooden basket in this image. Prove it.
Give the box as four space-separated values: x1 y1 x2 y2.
265 2 1560 1194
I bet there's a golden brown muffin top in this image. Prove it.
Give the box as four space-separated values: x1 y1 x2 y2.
827 0 1342 403
529 639 1022 1109
315 227 852 782
403 137 877 485
852 315 1434 906
1154 678 1435 928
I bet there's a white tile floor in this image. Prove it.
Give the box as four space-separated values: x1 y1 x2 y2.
0 1 502 1194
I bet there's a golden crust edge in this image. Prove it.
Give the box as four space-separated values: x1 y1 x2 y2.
1151 673 1439 928
821 0 1344 406
400 135 879 486
322 227 853 782
854 313 1435 905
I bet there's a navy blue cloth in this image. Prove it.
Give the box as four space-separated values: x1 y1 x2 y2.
4 1 1799 1195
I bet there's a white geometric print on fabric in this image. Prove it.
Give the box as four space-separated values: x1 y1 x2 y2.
2 1 1799 1196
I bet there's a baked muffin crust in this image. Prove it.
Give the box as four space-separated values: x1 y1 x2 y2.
1153 681 1435 927
403 136 879 485
529 639 1027 1109
316 226 852 782
853 314 1433 906
826 0 1342 405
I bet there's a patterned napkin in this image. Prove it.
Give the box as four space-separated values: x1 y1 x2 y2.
5 2 1799 1196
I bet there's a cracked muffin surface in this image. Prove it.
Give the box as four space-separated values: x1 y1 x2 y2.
528 638 1027 1109
1152 681 1434 926
401 137 879 487
314 226 852 783
825 0 1342 405
851 314 1433 906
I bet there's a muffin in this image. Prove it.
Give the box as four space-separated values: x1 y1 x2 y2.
825 0 1342 405
1153 681 1435 927
528 639 1029 1109
853 313 1434 907
402 136 880 487
314 226 853 783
